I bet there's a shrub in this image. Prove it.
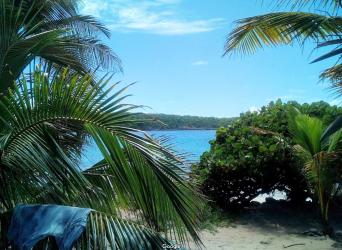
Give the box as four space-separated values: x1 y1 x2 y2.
192 100 341 210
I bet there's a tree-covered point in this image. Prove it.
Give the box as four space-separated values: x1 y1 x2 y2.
192 99 342 210
132 113 237 130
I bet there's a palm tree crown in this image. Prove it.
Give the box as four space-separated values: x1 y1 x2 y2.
0 0 121 93
0 69 203 248
288 109 342 235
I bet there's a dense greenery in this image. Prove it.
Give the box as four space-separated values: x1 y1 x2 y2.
221 0 342 237
192 100 342 210
0 0 203 248
133 113 236 130
288 109 342 235
2 0 342 247
0 69 204 249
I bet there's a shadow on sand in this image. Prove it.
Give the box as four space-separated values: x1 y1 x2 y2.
234 198 342 239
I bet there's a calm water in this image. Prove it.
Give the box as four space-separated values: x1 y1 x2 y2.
80 130 216 169
80 129 286 202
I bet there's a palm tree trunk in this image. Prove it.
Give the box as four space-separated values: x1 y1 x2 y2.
319 192 334 237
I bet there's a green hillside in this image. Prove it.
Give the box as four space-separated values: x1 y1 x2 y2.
133 113 236 130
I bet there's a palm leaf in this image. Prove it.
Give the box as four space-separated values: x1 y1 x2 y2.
224 12 342 55
224 4 342 95
273 0 342 11
0 69 203 246
86 125 202 244
77 211 173 249
320 64 342 93
311 48 342 63
0 0 121 91
288 112 324 155
321 115 342 141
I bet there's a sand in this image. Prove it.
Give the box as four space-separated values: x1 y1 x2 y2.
189 201 342 250
193 225 337 250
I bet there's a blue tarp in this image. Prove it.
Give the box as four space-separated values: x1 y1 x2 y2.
7 204 92 250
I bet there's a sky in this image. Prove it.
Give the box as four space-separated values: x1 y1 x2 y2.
80 0 339 118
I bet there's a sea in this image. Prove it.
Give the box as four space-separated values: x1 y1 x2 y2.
80 129 285 202
80 130 216 168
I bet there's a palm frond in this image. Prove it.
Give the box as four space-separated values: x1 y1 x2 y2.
76 211 173 249
0 0 120 91
311 48 342 63
42 11 111 37
288 108 342 231
326 127 342 151
272 0 342 11
224 12 342 55
319 64 342 94
288 112 324 155
85 125 203 244
321 115 342 141
0 69 204 246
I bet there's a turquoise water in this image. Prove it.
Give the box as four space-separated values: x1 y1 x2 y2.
80 130 216 168
79 130 287 202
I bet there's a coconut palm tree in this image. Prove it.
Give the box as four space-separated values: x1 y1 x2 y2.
288 109 342 236
0 69 203 249
0 0 120 93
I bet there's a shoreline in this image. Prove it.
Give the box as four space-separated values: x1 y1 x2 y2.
142 128 218 131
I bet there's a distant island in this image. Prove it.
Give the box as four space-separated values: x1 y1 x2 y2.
132 113 236 130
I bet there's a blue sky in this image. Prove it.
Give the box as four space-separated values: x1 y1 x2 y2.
80 0 338 117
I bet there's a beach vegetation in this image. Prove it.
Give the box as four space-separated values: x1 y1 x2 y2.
288 108 342 236
224 0 342 140
193 100 341 210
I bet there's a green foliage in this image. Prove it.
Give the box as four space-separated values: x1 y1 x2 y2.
0 0 121 92
197 205 235 232
322 115 342 141
224 0 342 95
132 113 236 130
289 111 342 235
0 69 203 249
192 99 342 210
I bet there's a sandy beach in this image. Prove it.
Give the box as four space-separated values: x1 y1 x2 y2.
195 225 337 250
190 201 342 250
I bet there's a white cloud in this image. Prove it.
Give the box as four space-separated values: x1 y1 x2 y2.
192 60 208 66
249 106 260 113
266 94 304 102
277 95 295 100
265 88 310 103
81 1 109 17
81 0 226 35
329 99 341 106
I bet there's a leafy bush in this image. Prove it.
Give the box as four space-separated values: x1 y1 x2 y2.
192 100 342 210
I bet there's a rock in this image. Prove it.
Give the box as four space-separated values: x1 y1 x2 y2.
301 229 323 237
260 239 272 245
331 242 342 248
249 201 261 207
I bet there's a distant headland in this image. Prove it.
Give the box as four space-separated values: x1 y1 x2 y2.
132 113 237 130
